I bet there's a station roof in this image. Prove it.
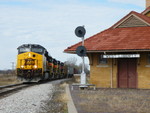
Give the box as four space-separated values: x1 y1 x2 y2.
64 7 150 53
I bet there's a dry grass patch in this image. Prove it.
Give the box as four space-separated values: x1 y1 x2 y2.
0 74 20 86
72 88 150 113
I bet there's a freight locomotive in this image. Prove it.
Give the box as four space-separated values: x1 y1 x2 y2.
16 44 73 82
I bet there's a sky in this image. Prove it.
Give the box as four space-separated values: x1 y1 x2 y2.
0 0 145 70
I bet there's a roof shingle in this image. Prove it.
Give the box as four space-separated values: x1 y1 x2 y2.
64 27 150 53
64 8 150 53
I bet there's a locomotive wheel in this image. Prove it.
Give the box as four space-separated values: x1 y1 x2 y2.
49 73 53 79
44 72 49 80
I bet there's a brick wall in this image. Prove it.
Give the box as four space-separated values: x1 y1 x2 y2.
146 0 150 8
88 52 150 89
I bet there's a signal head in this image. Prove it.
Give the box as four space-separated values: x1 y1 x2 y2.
75 26 86 38
76 46 86 56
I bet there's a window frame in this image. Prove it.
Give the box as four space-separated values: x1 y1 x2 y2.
99 54 108 65
147 53 150 64
18 47 30 54
31 47 44 54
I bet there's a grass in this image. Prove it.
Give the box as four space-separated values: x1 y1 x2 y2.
0 74 20 86
72 88 150 113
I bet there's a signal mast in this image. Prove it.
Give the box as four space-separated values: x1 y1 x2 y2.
75 26 87 89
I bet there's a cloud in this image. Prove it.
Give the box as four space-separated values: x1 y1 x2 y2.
108 0 145 7
0 0 144 69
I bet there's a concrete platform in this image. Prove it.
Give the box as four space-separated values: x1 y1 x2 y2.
66 84 78 113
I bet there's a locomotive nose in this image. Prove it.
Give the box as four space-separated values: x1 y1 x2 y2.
28 53 36 58
28 53 32 58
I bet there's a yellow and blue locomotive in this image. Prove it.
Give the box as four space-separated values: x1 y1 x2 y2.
16 44 70 82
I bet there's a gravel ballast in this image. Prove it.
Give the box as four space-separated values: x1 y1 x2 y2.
0 79 68 113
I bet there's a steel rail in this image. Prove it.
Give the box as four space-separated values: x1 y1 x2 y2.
0 83 36 98
0 83 24 89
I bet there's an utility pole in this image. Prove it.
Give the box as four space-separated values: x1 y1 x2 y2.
11 62 15 70
11 62 15 75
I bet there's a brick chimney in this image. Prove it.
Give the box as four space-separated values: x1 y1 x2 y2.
146 0 150 8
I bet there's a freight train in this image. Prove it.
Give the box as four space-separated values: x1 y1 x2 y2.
16 44 73 82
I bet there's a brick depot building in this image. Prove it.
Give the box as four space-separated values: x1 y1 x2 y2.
64 2 150 89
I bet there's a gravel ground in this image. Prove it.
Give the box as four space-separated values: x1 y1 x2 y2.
39 83 68 113
0 79 70 113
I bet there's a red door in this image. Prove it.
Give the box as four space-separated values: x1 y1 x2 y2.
118 59 137 88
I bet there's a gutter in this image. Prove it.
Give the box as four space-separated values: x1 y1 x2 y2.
64 49 150 54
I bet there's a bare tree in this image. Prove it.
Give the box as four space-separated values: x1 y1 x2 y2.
65 57 77 67
64 57 90 74
78 63 90 74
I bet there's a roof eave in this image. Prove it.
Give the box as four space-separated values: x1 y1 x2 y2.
112 13 150 28
141 6 150 14
64 49 150 54
64 51 76 54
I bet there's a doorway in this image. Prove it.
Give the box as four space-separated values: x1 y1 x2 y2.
118 59 137 88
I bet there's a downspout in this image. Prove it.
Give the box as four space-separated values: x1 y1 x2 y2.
110 59 113 88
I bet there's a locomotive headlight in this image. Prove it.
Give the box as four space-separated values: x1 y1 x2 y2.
34 65 37 68
28 53 31 57
21 65 24 68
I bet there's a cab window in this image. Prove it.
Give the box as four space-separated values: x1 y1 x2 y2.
31 48 44 54
18 48 30 54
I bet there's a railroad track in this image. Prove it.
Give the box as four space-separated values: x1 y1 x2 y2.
0 78 71 98
0 83 36 98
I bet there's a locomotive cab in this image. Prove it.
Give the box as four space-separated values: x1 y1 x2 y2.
18 44 45 55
